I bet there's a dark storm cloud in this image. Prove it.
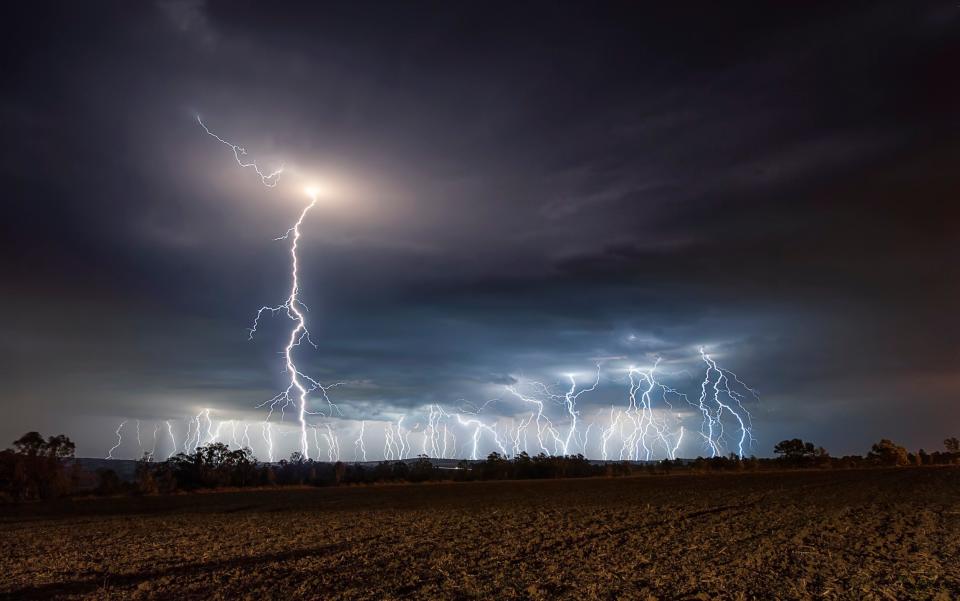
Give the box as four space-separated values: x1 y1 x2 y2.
1 1 958 456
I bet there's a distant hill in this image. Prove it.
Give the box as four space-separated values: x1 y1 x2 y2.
69 456 692 485
72 458 138 482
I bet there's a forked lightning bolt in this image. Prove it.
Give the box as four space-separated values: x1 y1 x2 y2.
695 347 757 457
197 116 283 187
199 116 339 461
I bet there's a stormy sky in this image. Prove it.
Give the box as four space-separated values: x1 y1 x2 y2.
2 1 958 459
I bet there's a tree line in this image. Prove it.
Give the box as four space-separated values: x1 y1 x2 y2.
1 431 959 501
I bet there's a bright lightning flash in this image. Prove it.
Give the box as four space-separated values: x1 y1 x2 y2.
198 117 340 461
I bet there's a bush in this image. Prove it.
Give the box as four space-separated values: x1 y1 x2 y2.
773 439 829 467
868 439 909 466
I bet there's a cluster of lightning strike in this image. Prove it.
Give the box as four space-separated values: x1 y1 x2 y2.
694 347 758 457
497 351 757 461
455 400 508 460
596 350 756 460
503 366 601 457
102 346 756 461
598 359 686 462
383 416 413 461
422 405 457 459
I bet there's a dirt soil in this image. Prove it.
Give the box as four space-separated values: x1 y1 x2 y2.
1 467 958 600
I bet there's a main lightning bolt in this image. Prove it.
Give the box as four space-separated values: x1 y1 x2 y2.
249 190 322 460
199 117 339 461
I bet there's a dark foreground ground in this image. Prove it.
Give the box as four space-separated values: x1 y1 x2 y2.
1 468 958 600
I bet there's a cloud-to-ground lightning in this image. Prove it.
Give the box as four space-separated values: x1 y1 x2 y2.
262 422 275 462
320 423 341 461
383 415 411 460
248 190 321 459
151 423 160 458
592 351 754 461
560 366 601 455
165 420 176 459
422 404 456 459
694 347 757 458
106 421 126 460
354 420 367 462
612 359 685 461
199 117 340 461
504 383 558 455
503 366 600 456
101 348 756 462
456 413 508 460
452 399 507 459
600 406 621 461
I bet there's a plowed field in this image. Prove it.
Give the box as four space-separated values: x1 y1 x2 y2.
2 468 958 600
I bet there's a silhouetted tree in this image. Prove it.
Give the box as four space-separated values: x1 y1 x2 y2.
0 432 77 501
944 437 960 453
135 452 159 495
868 439 909 466
409 456 434 482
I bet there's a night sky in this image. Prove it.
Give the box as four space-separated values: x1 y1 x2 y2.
3 1 959 459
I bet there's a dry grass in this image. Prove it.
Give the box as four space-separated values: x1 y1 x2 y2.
1 468 958 600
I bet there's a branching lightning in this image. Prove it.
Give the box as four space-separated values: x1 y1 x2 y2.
320 423 341 461
197 116 283 187
199 117 340 461
693 347 757 458
504 366 600 456
454 400 508 460
103 345 757 462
